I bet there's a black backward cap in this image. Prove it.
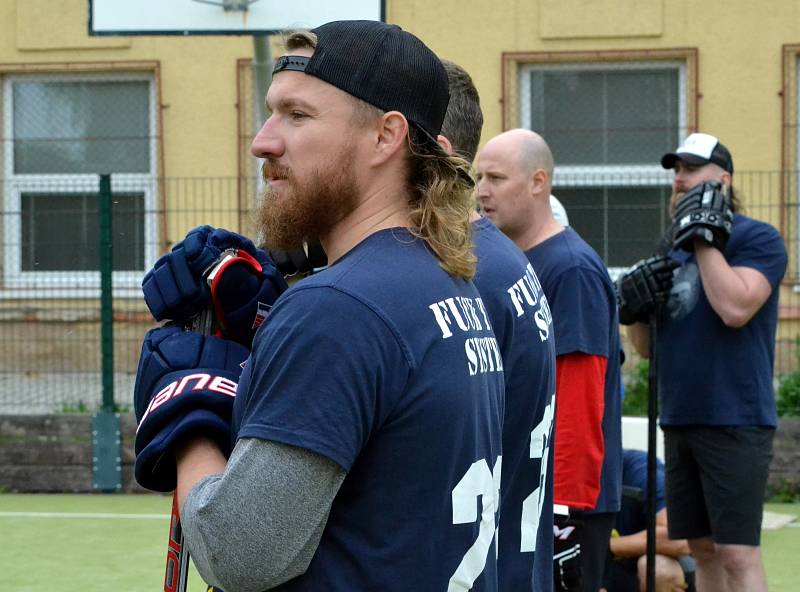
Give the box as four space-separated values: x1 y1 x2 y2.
274 20 450 142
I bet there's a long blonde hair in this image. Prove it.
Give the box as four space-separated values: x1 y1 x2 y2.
407 136 477 280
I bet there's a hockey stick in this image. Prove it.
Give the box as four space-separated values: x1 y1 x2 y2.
163 245 265 591
159 243 293 591
642 232 675 592
645 307 660 592
164 486 191 592
163 306 213 592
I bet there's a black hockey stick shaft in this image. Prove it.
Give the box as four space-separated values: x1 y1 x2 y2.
644 231 673 592
646 312 659 592
164 308 213 592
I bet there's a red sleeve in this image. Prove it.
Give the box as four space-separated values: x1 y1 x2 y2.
553 352 607 510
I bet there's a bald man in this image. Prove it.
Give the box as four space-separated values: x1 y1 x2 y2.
477 129 623 592
438 60 556 592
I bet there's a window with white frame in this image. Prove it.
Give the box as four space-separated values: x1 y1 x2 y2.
519 61 687 273
3 73 158 296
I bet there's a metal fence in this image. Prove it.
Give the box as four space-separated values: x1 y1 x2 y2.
0 174 258 414
0 172 798 413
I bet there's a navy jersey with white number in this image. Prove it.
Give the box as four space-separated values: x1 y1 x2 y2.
658 214 787 427
525 228 623 514
233 228 504 591
472 218 556 592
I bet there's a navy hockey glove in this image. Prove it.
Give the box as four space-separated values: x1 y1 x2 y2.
671 181 733 252
133 324 249 492
553 513 583 592
207 247 288 346
143 225 253 321
142 226 288 346
615 255 680 325
265 242 328 276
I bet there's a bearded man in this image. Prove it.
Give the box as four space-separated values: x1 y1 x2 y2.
620 133 787 592
132 20 505 592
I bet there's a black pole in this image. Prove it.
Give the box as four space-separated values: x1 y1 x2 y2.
99 173 114 412
646 313 659 591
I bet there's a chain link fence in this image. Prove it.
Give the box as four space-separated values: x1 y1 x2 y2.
2 56 800 413
0 175 260 414
0 171 798 414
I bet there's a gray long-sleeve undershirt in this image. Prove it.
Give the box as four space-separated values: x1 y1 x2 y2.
181 437 346 592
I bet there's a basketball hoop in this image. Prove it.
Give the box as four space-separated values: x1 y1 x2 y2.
89 0 383 35
192 0 261 12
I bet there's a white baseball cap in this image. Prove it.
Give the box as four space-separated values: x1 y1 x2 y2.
661 133 734 174
550 195 569 226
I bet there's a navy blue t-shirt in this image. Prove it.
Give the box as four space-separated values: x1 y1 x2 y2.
233 228 505 591
473 218 556 592
658 214 787 427
615 449 665 536
525 227 623 514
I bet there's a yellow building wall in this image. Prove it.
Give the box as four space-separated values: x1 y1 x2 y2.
3 0 252 181
2 0 800 270
2 0 799 178
1 0 799 357
1 0 271 243
391 0 800 174
392 0 800 351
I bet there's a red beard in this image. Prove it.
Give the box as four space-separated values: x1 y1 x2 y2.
256 149 359 250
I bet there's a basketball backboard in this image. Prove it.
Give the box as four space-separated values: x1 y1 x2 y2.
89 0 385 36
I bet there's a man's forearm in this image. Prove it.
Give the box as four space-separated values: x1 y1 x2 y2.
180 437 345 592
176 436 227 511
609 526 689 559
695 242 772 328
626 322 650 358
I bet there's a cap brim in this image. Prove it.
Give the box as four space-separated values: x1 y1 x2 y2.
661 152 712 169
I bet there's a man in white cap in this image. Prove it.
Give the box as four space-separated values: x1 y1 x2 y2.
619 133 787 592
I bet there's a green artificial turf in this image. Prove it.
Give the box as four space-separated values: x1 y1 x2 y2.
0 495 797 591
761 502 800 592
0 493 207 591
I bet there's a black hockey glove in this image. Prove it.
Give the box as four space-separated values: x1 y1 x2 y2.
671 181 733 252
616 255 680 325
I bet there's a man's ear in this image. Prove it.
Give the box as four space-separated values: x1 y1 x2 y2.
370 111 409 166
437 134 453 156
529 168 549 197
